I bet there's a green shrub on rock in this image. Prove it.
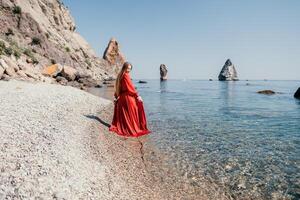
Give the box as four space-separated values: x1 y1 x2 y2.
31 37 41 45
5 47 13 55
13 6 22 15
13 48 22 59
85 59 92 68
51 59 56 64
6 28 14 36
65 46 71 52
0 41 5 55
7 41 23 59
23 48 39 64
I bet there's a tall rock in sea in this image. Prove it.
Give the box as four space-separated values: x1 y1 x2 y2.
294 87 300 99
103 38 125 74
218 59 238 81
160 64 168 81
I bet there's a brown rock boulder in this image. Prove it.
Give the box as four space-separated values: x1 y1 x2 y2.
24 70 40 80
3 57 19 72
56 76 68 85
0 59 9 70
4 67 16 77
16 70 28 78
61 66 77 81
1 74 10 81
78 77 102 88
0 66 4 78
42 64 63 77
103 38 125 66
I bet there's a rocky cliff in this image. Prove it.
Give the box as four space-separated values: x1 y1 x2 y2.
0 0 121 89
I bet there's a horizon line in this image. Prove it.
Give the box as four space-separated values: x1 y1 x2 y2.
132 78 300 81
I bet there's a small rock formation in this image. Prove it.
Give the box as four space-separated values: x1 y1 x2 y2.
209 79 213 81
0 59 9 70
4 66 16 77
1 58 16 77
0 65 4 78
102 80 114 87
138 80 147 84
294 88 300 99
103 38 125 67
42 64 63 77
55 76 68 85
60 66 77 81
218 59 238 81
160 64 168 81
257 90 276 95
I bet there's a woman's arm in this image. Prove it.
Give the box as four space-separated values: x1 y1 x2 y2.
113 92 119 103
122 73 139 98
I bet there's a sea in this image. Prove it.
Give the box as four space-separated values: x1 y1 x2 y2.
89 80 300 200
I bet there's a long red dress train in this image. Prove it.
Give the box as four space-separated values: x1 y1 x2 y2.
109 72 151 137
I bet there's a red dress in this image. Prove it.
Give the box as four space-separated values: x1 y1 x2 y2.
109 72 151 137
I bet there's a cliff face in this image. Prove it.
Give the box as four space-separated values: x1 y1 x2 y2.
0 0 119 85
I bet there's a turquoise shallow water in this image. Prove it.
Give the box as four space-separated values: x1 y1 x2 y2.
89 80 300 199
135 80 300 199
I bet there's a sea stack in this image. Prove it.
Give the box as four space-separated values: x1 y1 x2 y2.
218 59 238 81
160 64 168 81
294 87 300 99
103 38 125 67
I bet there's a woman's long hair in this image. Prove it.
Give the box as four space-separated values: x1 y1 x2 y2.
115 62 132 96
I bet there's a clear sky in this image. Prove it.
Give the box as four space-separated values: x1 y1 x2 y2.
62 0 300 80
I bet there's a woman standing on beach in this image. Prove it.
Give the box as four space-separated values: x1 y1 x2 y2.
109 62 151 137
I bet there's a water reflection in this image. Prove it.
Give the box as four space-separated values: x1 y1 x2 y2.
159 80 168 93
159 80 168 114
88 80 300 199
218 81 237 115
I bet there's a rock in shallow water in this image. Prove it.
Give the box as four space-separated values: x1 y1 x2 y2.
294 87 300 99
218 59 238 81
138 80 147 84
257 90 276 95
160 64 168 81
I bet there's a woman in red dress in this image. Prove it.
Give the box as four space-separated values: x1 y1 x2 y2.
109 62 151 137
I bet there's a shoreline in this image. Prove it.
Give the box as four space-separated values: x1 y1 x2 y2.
0 80 161 199
0 80 210 200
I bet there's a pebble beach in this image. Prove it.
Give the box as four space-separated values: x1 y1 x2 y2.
0 80 170 199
